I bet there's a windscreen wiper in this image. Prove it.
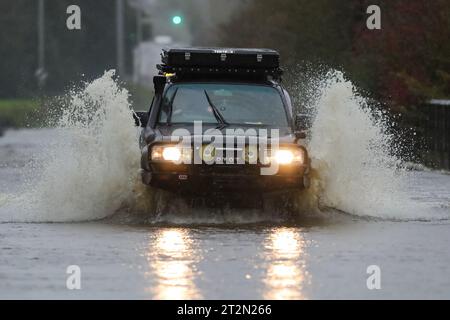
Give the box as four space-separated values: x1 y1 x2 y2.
204 90 228 127
166 88 178 125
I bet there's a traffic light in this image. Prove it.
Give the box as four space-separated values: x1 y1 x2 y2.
172 15 182 25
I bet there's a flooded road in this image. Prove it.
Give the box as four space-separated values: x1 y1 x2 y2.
2 217 450 299
1 128 450 299
1 73 449 299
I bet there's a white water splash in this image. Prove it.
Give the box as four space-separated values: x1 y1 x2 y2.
307 72 447 220
0 70 140 222
0 70 448 223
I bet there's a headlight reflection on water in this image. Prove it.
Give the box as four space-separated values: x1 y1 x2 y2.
263 228 309 300
146 229 202 299
145 227 308 300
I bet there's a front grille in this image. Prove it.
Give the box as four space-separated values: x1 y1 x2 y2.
197 164 260 176
195 143 266 165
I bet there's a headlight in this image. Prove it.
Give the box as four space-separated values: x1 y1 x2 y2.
151 145 192 163
162 147 181 161
274 150 294 164
273 148 304 165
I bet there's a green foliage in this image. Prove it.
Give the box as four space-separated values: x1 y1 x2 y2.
0 99 41 128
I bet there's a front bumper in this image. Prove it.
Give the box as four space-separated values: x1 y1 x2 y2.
141 162 308 194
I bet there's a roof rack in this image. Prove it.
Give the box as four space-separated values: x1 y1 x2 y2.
157 47 283 80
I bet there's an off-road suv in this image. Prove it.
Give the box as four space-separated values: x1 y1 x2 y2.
134 47 310 196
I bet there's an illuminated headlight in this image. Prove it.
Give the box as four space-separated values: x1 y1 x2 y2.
273 148 304 165
274 150 294 164
151 145 192 163
162 147 181 161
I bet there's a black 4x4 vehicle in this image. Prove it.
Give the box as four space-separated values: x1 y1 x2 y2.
134 47 310 198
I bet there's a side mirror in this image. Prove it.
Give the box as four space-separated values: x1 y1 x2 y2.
294 131 306 139
294 113 309 131
294 113 309 140
153 75 166 95
133 111 149 127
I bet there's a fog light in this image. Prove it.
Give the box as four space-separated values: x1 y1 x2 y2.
245 145 258 164
200 144 216 163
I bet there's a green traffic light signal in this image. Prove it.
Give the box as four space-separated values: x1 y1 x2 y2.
172 15 182 25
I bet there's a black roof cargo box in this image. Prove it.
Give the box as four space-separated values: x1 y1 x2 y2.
161 47 279 69
158 47 282 80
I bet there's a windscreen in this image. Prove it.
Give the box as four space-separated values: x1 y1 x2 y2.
158 83 289 126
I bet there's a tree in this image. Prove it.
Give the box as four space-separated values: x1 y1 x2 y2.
353 0 450 107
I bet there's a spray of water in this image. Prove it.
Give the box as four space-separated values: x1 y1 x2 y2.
305 71 444 220
0 70 140 222
0 70 447 223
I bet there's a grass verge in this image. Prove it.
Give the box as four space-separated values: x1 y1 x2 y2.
0 99 42 129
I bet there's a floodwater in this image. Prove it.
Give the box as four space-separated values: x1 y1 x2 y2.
1 128 449 299
1 72 449 299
